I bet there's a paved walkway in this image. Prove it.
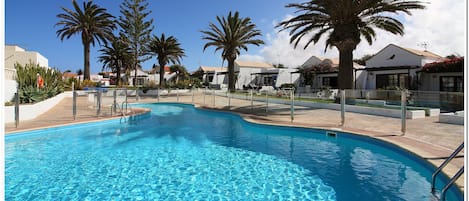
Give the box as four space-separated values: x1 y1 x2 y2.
5 93 465 190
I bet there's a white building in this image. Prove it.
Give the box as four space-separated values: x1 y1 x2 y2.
4 45 50 101
363 44 442 89
234 61 274 89
194 66 227 85
299 56 366 89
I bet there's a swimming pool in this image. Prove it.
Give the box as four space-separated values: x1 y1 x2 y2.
5 103 463 200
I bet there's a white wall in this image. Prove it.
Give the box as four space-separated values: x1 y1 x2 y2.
366 45 422 67
275 68 300 87
301 56 322 68
365 69 419 89
236 68 262 89
5 45 49 69
4 80 17 102
4 92 72 123
419 72 462 91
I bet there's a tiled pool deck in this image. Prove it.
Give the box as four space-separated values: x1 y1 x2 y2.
4 95 465 190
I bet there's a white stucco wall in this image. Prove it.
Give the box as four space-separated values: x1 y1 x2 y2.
366 44 422 67
4 92 72 123
301 56 322 68
419 72 463 91
275 68 300 87
236 67 262 89
4 80 18 102
5 45 49 69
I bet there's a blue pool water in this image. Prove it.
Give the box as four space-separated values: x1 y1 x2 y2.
5 103 463 201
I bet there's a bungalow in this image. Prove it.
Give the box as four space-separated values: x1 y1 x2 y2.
234 61 274 89
299 57 366 89
193 66 227 85
363 44 442 90
418 57 464 92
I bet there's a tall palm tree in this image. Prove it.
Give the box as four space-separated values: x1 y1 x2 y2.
147 33 186 87
98 36 132 86
201 11 264 92
277 0 425 89
56 0 116 81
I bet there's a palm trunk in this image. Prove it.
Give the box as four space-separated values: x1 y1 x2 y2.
228 58 236 92
84 42 90 80
337 46 354 90
159 61 165 88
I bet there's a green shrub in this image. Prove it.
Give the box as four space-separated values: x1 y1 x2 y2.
15 63 64 103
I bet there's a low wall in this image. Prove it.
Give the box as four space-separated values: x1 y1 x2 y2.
439 112 464 125
4 92 72 123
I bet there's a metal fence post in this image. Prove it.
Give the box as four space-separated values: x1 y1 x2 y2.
73 91 77 120
176 88 179 102
136 87 139 101
341 90 345 126
204 87 207 104
212 89 215 107
265 91 268 113
14 90 19 128
113 89 117 114
97 90 101 116
157 87 160 102
250 89 253 110
401 90 407 135
192 87 195 104
290 88 295 122
125 88 128 113
228 91 231 108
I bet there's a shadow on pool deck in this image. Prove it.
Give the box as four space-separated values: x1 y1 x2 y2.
4 95 465 190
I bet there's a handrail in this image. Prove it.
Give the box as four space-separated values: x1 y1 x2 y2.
440 167 464 201
431 142 464 193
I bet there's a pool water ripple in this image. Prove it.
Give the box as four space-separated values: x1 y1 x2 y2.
5 103 462 201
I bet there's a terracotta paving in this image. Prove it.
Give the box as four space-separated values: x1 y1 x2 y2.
4 93 465 191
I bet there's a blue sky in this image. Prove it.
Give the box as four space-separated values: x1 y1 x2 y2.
6 0 466 74
6 0 301 73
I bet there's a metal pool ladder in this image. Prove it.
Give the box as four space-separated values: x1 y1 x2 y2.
431 142 464 201
114 101 132 123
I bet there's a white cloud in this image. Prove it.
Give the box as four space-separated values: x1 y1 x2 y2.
240 1 466 66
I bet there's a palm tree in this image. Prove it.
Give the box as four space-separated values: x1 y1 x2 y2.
201 11 264 92
277 0 425 89
98 36 132 86
147 33 186 87
56 0 116 81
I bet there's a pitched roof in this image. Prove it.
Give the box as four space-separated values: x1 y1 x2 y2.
401 46 442 59
379 44 441 59
235 61 273 68
199 66 227 72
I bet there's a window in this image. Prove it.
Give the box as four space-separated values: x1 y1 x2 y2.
263 76 274 86
376 74 409 89
322 77 338 88
440 76 463 92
